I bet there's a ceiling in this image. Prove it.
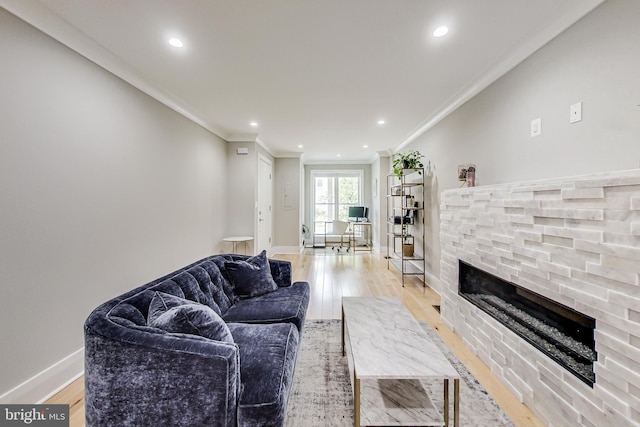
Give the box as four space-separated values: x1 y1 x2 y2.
2 0 604 163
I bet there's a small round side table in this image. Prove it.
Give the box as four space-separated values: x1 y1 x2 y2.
223 236 254 255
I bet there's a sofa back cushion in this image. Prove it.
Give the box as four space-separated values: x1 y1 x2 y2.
168 270 220 315
153 279 185 299
108 302 148 327
197 261 234 313
148 292 234 343
106 254 274 330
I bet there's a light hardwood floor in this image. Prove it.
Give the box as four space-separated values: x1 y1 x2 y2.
47 250 544 427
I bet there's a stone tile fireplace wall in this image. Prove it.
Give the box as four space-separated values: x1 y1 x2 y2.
439 169 640 427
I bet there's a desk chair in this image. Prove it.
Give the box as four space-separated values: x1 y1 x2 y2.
331 220 351 252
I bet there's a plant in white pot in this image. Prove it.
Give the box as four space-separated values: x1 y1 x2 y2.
393 150 424 180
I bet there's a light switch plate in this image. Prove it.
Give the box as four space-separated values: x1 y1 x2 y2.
531 118 541 137
570 102 582 124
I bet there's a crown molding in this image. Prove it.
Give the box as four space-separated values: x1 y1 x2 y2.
303 158 374 166
255 135 277 157
0 0 228 140
395 0 606 153
227 133 259 142
274 152 303 159
226 134 279 158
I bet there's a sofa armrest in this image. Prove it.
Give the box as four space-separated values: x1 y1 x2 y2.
85 320 240 427
268 258 292 287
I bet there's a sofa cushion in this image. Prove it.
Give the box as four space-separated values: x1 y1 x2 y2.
108 302 147 327
225 250 278 299
153 279 186 300
148 292 233 343
209 256 240 305
227 322 299 427
222 281 310 331
148 291 190 321
171 269 221 315
198 260 233 314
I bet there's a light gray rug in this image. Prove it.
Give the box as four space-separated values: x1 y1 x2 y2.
285 319 515 427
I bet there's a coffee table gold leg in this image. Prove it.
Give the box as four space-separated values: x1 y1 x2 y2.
341 306 345 356
354 372 360 427
444 379 449 427
454 379 460 427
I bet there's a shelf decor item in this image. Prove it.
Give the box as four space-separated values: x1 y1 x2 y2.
402 224 414 257
393 150 424 179
402 243 414 257
466 166 476 187
458 163 476 186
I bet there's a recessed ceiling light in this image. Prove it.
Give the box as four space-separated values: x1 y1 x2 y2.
298 145 303 148
377 120 385 125
336 154 341 157
433 26 449 38
168 38 184 48
363 145 369 148
250 122 258 127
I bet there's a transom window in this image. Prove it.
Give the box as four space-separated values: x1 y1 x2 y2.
311 170 363 223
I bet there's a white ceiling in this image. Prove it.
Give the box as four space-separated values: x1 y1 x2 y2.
2 0 604 163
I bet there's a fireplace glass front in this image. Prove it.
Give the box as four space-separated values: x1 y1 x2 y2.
458 260 596 386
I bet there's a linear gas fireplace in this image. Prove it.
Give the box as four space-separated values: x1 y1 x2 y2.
458 260 596 386
441 170 640 426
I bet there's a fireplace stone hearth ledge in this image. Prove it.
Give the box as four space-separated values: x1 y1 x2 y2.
439 169 640 427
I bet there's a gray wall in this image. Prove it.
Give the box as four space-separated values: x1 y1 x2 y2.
303 163 372 237
403 0 640 292
274 157 302 250
370 155 390 252
0 9 227 398
225 142 276 255
225 141 257 253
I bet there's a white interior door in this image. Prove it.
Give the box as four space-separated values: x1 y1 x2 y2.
256 154 272 253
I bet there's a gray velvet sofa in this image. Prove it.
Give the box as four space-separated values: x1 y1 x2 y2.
84 251 310 427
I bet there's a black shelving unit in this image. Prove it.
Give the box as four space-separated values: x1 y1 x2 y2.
386 169 425 287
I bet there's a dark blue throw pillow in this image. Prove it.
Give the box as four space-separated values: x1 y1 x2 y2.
148 292 233 343
224 250 278 299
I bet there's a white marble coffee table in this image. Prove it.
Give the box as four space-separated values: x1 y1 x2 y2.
341 297 460 427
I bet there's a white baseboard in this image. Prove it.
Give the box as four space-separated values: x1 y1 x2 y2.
0 348 84 404
424 269 442 295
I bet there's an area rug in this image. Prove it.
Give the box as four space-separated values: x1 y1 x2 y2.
285 319 515 427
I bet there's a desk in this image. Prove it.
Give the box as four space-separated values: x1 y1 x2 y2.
313 221 371 251
223 236 253 255
313 221 351 249
349 222 372 252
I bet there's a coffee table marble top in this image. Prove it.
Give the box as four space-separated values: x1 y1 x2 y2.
342 297 460 426
342 296 459 380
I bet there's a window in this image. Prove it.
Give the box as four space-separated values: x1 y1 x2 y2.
312 170 363 223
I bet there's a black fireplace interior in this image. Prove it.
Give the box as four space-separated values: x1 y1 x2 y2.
458 260 596 386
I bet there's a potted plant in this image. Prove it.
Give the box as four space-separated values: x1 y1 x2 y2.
401 224 414 257
393 150 424 180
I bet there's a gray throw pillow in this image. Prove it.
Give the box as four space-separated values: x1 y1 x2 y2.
224 250 278 299
148 292 233 343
